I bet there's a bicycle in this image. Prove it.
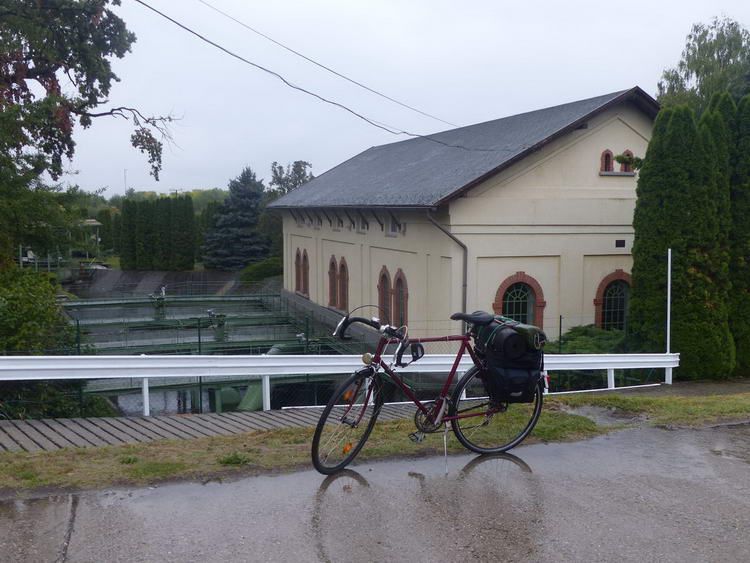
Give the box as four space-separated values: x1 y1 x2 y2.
311 310 545 474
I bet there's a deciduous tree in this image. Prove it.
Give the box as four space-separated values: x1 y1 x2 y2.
658 17 750 112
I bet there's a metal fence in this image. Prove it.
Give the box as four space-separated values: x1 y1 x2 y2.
0 353 679 417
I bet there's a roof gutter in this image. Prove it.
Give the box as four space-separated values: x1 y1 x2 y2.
426 211 468 320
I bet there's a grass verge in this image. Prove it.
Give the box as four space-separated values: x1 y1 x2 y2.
3 392 749 493
550 392 750 426
0 408 600 492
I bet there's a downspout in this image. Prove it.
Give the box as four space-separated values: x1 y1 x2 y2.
426 211 468 317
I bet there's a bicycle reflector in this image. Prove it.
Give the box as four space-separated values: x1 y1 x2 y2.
342 443 353 454
342 390 354 401
362 353 373 365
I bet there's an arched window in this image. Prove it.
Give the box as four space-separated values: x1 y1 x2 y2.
377 266 391 325
620 149 634 173
328 256 338 307
602 280 629 330
302 250 309 296
338 258 349 312
393 269 408 327
502 283 536 325
493 272 546 328
594 269 632 330
294 249 301 292
600 149 614 172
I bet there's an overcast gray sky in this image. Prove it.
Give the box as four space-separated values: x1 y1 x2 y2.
66 0 750 196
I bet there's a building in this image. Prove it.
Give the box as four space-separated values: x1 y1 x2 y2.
270 87 658 339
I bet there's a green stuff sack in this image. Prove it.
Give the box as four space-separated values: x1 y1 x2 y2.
474 314 546 404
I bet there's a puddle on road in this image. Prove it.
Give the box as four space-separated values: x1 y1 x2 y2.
708 423 750 464
559 404 648 426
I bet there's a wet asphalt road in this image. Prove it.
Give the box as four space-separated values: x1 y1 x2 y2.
1 423 749 563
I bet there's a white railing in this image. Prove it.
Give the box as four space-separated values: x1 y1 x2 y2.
0 353 679 416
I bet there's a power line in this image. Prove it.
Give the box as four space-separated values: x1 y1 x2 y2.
133 0 503 153
196 0 458 128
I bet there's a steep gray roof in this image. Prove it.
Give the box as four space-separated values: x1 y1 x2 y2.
270 87 657 209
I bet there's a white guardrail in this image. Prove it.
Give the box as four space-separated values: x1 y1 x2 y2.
0 353 679 416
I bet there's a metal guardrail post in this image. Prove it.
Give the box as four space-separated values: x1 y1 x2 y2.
665 367 673 385
607 368 615 389
142 378 150 416
262 375 271 411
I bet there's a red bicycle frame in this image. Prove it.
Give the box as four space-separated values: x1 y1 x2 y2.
371 333 490 423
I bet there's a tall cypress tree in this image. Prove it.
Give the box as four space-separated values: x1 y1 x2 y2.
731 95 750 374
699 111 732 303
95 209 113 252
629 107 734 379
172 196 195 270
152 197 172 269
134 200 155 270
119 199 137 270
202 167 270 271
112 212 122 256
628 109 674 352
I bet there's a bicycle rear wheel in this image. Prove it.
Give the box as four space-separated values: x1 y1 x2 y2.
450 367 543 454
312 368 384 474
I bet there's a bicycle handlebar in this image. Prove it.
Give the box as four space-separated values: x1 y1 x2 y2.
333 315 403 341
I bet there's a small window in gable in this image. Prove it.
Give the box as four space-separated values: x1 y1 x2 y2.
600 150 614 172
620 150 634 173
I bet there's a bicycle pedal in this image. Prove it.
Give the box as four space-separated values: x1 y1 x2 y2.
408 432 425 444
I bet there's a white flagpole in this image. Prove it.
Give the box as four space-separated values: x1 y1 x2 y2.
665 248 673 384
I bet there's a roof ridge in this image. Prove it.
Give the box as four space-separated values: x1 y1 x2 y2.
368 88 634 151
270 87 656 209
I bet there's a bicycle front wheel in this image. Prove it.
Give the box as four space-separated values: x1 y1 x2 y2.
312 368 384 474
450 367 543 454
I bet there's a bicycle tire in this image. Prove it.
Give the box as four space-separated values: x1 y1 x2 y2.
311 369 384 474
450 366 543 454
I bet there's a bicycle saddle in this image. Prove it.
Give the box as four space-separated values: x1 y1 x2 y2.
450 311 495 326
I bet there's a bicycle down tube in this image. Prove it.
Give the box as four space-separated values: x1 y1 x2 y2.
373 334 480 422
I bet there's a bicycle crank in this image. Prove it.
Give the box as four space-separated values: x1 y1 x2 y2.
408 431 425 443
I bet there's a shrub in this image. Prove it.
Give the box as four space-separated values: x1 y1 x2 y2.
547 325 625 354
240 256 283 284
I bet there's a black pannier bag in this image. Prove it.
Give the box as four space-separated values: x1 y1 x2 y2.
474 315 546 404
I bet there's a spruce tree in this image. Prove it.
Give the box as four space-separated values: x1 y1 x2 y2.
202 168 270 271
731 95 750 374
629 107 734 379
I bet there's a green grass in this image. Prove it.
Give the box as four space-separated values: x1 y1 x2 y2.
0 407 602 492
2 392 749 493
550 392 750 426
217 452 252 466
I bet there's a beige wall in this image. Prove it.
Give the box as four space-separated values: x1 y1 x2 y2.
282 100 652 339
283 210 462 337
449 101 649 336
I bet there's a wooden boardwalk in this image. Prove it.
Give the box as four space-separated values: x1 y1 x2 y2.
0 404 415 453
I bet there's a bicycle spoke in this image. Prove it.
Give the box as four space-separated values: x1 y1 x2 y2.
312 373 383 474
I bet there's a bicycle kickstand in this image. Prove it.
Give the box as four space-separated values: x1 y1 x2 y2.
443 424 449 475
